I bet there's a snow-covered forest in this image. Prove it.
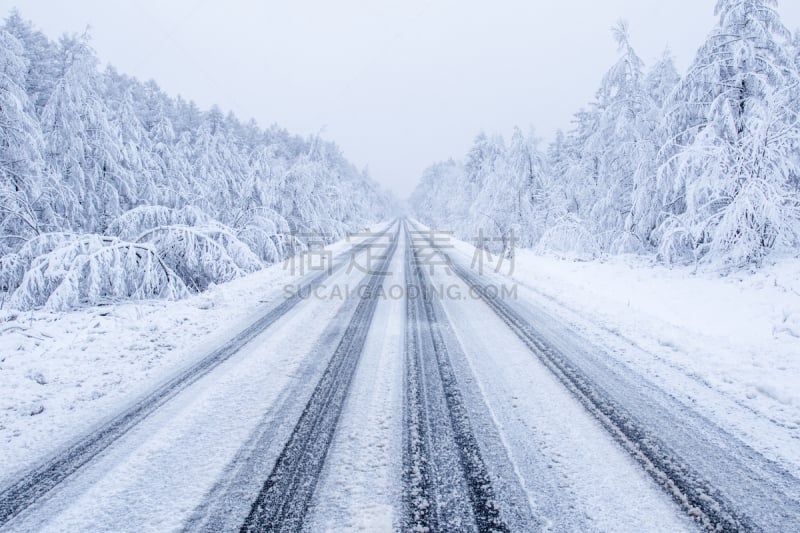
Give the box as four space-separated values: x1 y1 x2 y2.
0 11 394 311
411 0 800 269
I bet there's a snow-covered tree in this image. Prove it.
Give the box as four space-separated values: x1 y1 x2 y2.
0 29 48 251
0 13 394 310
471 128 547 255
7 234 187 311
40 34 132 232
644 50 681 109
408 159 466 233
3 10 58 116
657 0 800 266
579 22 658 253
110 88 156 206
629 51 681 247
409 1 800 269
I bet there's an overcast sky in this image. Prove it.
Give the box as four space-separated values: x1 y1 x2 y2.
3 1 800 198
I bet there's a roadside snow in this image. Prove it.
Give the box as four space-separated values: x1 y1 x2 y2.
437 222 800 470
508 252 800 418
0 229 379 483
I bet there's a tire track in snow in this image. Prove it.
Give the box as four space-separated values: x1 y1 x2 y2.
300 227 406 531
0 222 396 527
406 218 777 532
182 274 374 532
402 220 509 532
239 225 400 532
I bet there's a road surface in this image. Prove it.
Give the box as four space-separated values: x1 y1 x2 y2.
1 219 798 532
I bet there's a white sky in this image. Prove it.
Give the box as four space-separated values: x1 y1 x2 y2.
3 1 800 198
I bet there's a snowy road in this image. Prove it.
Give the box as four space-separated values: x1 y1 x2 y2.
1 219 799 532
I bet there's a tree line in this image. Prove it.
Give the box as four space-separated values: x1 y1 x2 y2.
411 0 800 269
0 11 394 310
